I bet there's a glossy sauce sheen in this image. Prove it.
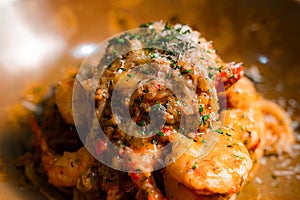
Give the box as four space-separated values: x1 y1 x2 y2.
0 0 299 199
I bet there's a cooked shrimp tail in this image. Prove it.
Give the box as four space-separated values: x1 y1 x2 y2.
31 116 94 187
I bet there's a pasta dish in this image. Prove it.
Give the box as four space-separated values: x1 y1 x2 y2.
19 22 295 200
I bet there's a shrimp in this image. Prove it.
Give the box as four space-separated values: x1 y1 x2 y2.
220 107 265 180
55 75 75 125
220 77 266 180
163 78 263 199
164 128 252 199
221 78 265 152
31 117 95 187
221 77 294 174
33 115 165 199
259 98 295 154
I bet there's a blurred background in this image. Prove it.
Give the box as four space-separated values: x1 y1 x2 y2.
0 0 299 199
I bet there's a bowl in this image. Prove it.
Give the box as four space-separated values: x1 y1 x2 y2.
0 0 299 199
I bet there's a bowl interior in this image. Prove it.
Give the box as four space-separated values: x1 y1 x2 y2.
0 0 299 199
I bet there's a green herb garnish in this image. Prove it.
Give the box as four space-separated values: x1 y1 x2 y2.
183 29 191 34
215 128 223 134
164 22 172 30
112 49 118 57
226 132 231 136
155 130 164 137
140 120 145 126
200 115 210 125
149 53 156 59
109 37 126 44
174 65 182 70
166 72 172 79
176 27 182 32
199 105 203 113
182 69 192 74
233 154 244 160
118 67 126 71
151 138 158 145
177 109 181 116
192 163 198 170
139 22 153 28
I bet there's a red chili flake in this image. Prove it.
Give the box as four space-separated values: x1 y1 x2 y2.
154 84 161 90
135 115 141 124
133 106 139 112
250 140 260 151
129 172 140 180
215 66 244 91
95 139 107 154
162 126 171 133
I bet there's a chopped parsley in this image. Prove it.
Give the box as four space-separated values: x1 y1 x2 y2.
117 67 126 71
199 105 203 113
139 22 153 28
164 22 172 30
177 109 181 116
137 96 144 104
233 154 244 160
176 27 182 32
155 130 164 137
182 69 192 74
142 69 149 74
228 75 234 80
127 73 135 78
110 37 125 44
174 65 182 70
112 49 118 57
138 130 144 135
192 163 198 170
214 128 223 134
151 138 158 145
166 72 172 79
200 115 210 126
183 29 191 34
208 71 215 79
201 139 207 146
203 115 210 121
149 52 156 59
140 120 145 126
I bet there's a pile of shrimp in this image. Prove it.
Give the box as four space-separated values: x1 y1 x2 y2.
28 22 294 200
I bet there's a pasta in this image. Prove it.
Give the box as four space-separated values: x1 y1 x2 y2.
19 22 294 200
